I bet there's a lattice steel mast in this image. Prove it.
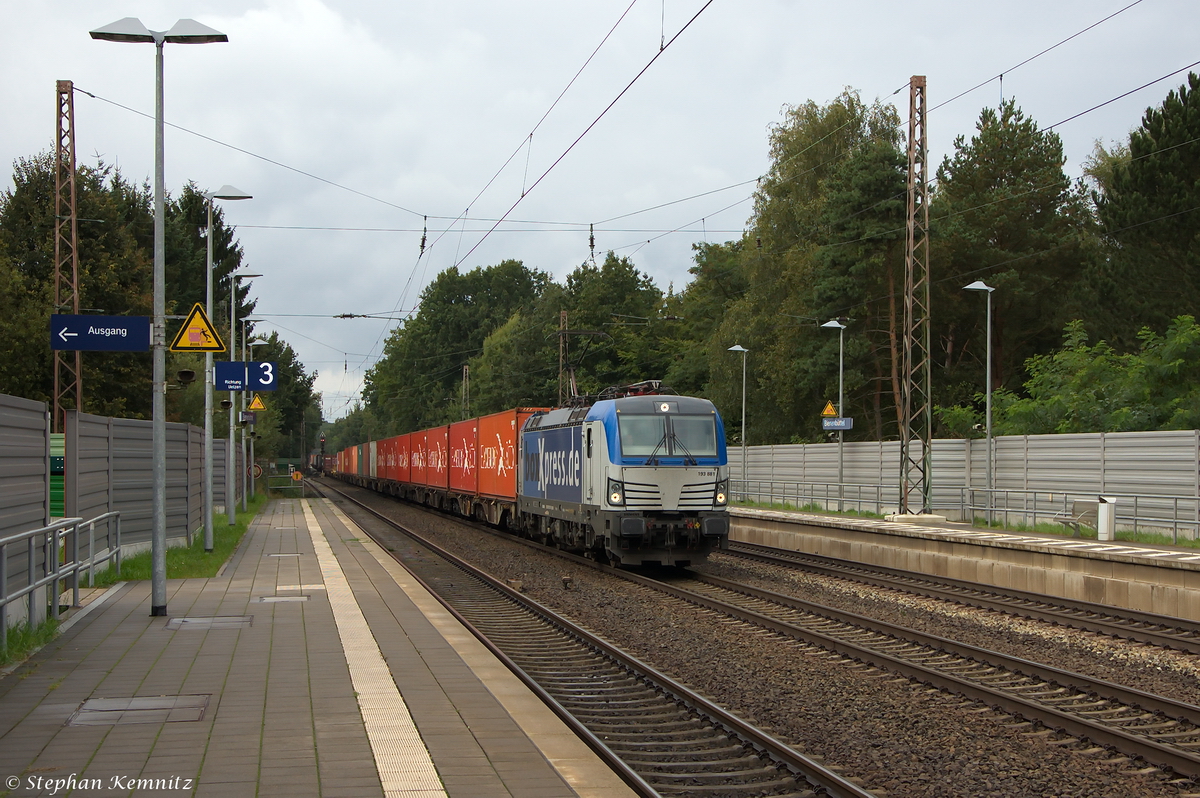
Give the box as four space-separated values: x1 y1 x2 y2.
54 79 82 433
900 75 932 514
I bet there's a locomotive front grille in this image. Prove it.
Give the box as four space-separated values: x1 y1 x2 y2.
623 480 661 508
622 478 716 510
678 481 718 509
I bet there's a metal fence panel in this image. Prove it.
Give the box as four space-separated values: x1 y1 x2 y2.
0 395 50 616
0 395 50 539
188 426 203 538
66 411 211 549
733 429 1200 507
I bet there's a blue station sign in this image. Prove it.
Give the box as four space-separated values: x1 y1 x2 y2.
822 417 854 431
50 315 150 352
215 361 279 392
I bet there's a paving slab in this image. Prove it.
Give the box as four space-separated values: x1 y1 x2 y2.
0 498 635 798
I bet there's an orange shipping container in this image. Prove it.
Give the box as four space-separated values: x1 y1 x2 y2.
477 408 545 500
376 436 394 482
394 433 411 485
449 419 478 494
409 430 427 485
425 425 449 489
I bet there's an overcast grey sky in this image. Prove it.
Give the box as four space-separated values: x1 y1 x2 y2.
4 1 1196 419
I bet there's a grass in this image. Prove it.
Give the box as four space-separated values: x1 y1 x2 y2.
733 498 886 519
970 516 1200 548
88 493 268 587
1 494 270 669
1 619 60 669
731 499 1200 547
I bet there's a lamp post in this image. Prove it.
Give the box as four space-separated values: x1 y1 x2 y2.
964 280 995 523
821 319 847 510
727 345 748 498
90 17 228 617
247 337 269 505
228 277 261 525
203 186 251 552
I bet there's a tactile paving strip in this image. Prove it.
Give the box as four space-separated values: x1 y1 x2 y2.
301 501 447 798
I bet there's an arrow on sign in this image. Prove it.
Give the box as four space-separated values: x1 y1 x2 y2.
58 328 78 343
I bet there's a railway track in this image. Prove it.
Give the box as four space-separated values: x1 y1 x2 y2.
638 568 1200 784
311 481 877 798
726 541 1200 654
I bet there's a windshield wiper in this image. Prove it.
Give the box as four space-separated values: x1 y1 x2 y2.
671 434 698 466
644 433 668 465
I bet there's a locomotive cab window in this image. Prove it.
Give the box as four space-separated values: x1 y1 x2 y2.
670 416 718 457
618 414 717 460
618 415 666 457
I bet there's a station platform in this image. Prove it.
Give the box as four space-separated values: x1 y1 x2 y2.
732 506 1200 622
0 499 635 798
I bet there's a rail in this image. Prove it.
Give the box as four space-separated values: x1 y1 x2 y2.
734 479 1200 542
1 512 121 656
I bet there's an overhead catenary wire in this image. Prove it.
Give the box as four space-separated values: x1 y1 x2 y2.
450 0 717 270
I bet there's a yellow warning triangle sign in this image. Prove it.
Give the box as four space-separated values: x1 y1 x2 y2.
821 401 838 417
248 395 266 411
169 303 225 352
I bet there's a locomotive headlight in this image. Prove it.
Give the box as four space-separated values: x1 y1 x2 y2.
607 478 625 506
714 479 729 506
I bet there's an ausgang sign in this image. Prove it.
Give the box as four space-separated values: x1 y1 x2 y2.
50 315 151 352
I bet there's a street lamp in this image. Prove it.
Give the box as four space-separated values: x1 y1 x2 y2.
964 280 996 523
246 337 269 507
91 17 228 617
228 279 261 525
821 319 847 510
727 345 748 498
203 186 251 552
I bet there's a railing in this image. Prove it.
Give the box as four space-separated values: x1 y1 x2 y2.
266 473 305 496
1 512 121 656
733 480 1200 543
733 480 900 516
961 488 1200 544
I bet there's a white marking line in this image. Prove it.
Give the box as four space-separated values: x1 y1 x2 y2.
276 584 327 591
301 501 447 798
321 500 637 798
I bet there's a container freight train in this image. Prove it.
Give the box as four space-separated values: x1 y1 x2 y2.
332 388 731 566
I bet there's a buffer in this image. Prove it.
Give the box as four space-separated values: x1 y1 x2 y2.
170 303 225 352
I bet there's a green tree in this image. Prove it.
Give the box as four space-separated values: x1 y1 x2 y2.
1091 73 1200 346
245 331 321 459
364 260 549 431
710 89 904 444
983 317 1200 434
660 241 748 397
931 99 1091 422
0 154 154 417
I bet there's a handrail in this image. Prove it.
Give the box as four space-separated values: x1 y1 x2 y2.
1 511 121 656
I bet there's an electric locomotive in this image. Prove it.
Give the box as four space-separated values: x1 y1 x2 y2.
519 383 730 566
332 382 730 567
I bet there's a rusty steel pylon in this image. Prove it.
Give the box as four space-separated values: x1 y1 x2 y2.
54 79 82 433
900 75 932 514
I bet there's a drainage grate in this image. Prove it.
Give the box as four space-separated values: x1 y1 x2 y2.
69 695 210 726
165 616 252 630
258 596 309 603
